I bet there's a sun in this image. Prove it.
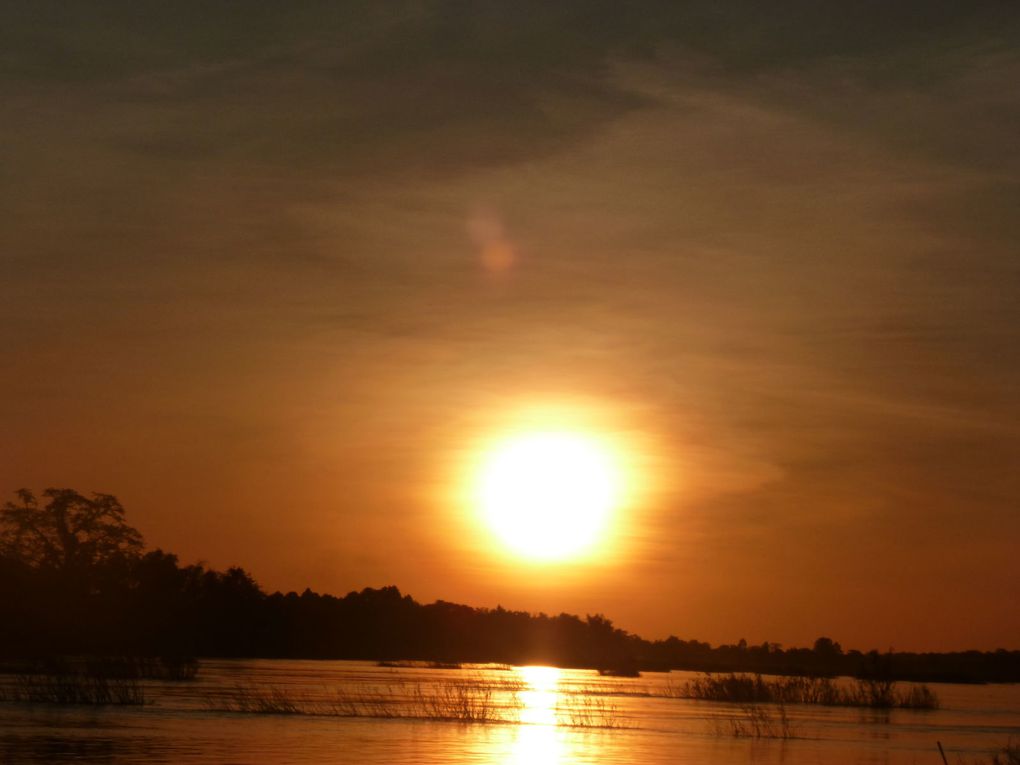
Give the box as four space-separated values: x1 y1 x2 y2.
475 431 621 562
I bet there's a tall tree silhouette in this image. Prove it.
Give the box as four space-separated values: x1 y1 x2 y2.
0 487 1016 682
0 488 143 576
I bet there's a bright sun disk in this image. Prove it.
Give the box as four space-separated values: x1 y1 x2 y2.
476 431 621 562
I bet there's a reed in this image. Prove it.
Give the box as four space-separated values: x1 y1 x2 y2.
949 739 1020 765
377 661 462 670
211 679 518 723
408 681 509 723
895 682 940 709
556 694 626 729
0 672 145 705
991 740 1020 765
665 673 939 710
209 676 622 728
327 687 398 718
713 702 795 739
4 655 198 682
214 683 304 714
83 656 199 682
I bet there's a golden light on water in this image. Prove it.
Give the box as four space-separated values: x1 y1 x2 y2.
504 666 567 765
504 724 567 765
517 665 561 725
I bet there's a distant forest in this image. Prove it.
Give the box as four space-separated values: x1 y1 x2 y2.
2 489 1017 683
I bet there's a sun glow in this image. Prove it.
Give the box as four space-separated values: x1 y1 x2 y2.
475 430 622 562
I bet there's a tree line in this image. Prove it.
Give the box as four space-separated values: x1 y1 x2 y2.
1 488 1017 682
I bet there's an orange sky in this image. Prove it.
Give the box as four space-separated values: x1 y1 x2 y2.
2 2 1018 651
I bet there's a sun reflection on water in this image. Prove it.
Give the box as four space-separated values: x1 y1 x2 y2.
504 723 567 765
517 665 560 726
502 666 569 764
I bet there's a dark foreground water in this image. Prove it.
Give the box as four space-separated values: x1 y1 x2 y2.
0 660 1017 764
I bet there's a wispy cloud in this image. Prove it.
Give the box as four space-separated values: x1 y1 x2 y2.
1 1 1018 650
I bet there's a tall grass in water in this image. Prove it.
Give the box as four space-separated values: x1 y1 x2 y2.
556 694 626 729
0 672 145 705
990 740 1020 765
956 739 1020 765
213 679 520 724
665 673 939 710
710 702 796 739
377 660 462 670
83 656 199 681
895 682 939 710
6 656 198 682
408 682 508 723
217 684 304 714
327 687 399 719
211 676 622 728
0 655 196 706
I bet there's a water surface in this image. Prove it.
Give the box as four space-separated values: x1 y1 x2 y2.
1 660 1017 764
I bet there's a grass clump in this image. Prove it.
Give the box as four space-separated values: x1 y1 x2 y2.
216 683 304 714
711 702 795 739
556 694 626 729
377 661 462 670
408 681 509 723
327 687 398 718
210 675 623 729
212 678 519 723
990 740 1020 765
956 739 1020 765
0 672 145 705
666 673 939 710
6 655 198 682
894 682 939 710
83 656 199 681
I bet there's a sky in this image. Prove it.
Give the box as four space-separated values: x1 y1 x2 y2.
2 1 1018 652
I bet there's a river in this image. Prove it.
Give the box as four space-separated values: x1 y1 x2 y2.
1 660 1017 763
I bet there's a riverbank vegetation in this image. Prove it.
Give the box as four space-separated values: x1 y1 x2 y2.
3 488 1018 683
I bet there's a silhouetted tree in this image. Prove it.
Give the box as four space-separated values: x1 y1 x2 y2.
0 488 143 577
1 486 1018 682
813 636 843 658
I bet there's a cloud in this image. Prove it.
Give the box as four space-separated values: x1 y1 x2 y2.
1 1 1018 648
